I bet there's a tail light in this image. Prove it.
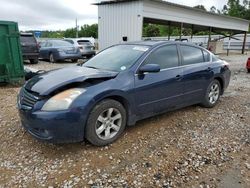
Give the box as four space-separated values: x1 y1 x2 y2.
247 58 250 67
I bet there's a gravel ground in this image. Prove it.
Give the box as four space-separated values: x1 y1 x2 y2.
0 54 250 188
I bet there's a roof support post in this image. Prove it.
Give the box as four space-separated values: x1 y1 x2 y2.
179 23 183 40
242 31 247 54
207 27 212 49
168 21 171 41
191 24 194 42
227 35 232 56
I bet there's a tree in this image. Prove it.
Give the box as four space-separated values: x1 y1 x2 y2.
64 28 75 38
227 0 245 17
143 24 160 37
79 24 98 38
210 6 217 13
193 5 207 11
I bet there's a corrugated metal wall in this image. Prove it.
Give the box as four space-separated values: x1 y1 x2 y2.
98 1 143 50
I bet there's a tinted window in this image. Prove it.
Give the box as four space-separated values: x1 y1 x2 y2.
203 50 210 62
78 40 92 46
20 35 36 44
181 45 204 65
144 45 179 69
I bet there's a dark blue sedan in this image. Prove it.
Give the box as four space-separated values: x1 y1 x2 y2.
39 40 82 63
18 41 231 146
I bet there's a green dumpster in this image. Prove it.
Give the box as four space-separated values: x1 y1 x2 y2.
0 20 24 84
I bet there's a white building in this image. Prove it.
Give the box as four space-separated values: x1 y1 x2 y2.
95 0 249 53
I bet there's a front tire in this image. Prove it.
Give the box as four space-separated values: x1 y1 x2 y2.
85 99 126 146
30 58 38 64
49 53 55 63
201 80 221 108
247 69 250 73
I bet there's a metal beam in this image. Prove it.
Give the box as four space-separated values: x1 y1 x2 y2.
207 27 212 49
180 22 183 40
168 21 171 40
191 24 194 41
242 31 247 54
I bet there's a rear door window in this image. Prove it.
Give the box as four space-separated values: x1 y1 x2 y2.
77 40 92 46
203 50 210 62
180 45 204 65
144 45 179 69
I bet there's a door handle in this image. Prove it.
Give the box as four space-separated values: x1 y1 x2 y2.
207 67 212 71
175 75 182 81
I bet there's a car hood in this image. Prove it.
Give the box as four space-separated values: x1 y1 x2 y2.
25 66 118 96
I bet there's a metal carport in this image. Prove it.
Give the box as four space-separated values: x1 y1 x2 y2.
95 0 249 53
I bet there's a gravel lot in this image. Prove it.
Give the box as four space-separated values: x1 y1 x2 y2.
0 54 250 188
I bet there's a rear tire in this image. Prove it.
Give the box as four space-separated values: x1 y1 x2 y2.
86 55 93 59
49 53 55 63
71 59 78 63
247 69 250 73
201 80 221 108
30 58 38 64
85 99 126 146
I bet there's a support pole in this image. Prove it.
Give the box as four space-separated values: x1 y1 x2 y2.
179 23 183 40
168 22 171 41
242 31 247 54
227 35 231 56
191 25 194 42
207 27 212 49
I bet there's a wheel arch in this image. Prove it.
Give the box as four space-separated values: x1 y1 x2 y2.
214 76 224 95
101 95 132 124
89 91 135 126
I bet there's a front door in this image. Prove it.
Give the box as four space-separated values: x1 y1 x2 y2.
134 44 184 117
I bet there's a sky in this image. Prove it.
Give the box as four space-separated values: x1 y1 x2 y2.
0 0 228 31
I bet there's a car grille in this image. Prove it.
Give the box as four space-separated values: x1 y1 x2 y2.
19 88 40 109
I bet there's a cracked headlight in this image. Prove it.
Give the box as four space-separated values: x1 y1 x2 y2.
41 88 85 111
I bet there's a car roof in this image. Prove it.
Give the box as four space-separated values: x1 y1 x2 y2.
20 33 33 36
122 40 205 49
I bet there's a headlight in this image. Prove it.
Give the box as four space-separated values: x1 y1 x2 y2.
41 88 85 111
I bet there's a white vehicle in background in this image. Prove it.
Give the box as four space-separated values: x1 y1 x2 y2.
64 38 96 58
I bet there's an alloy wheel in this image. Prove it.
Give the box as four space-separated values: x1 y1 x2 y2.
208 83 220 104
95 108 122 140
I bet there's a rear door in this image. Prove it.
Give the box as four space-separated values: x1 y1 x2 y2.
20 35 38 54
180 44 213 104
39 41 52 59
134 44 184 117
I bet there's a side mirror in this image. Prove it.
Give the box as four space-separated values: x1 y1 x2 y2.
139 64 160 73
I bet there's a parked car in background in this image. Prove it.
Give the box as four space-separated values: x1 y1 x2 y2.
18 41 231 146
20 33 39 64
64 38 96 58
39 40 82 63
246 58 250 73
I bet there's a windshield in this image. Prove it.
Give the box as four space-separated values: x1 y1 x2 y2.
83 45 149 72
